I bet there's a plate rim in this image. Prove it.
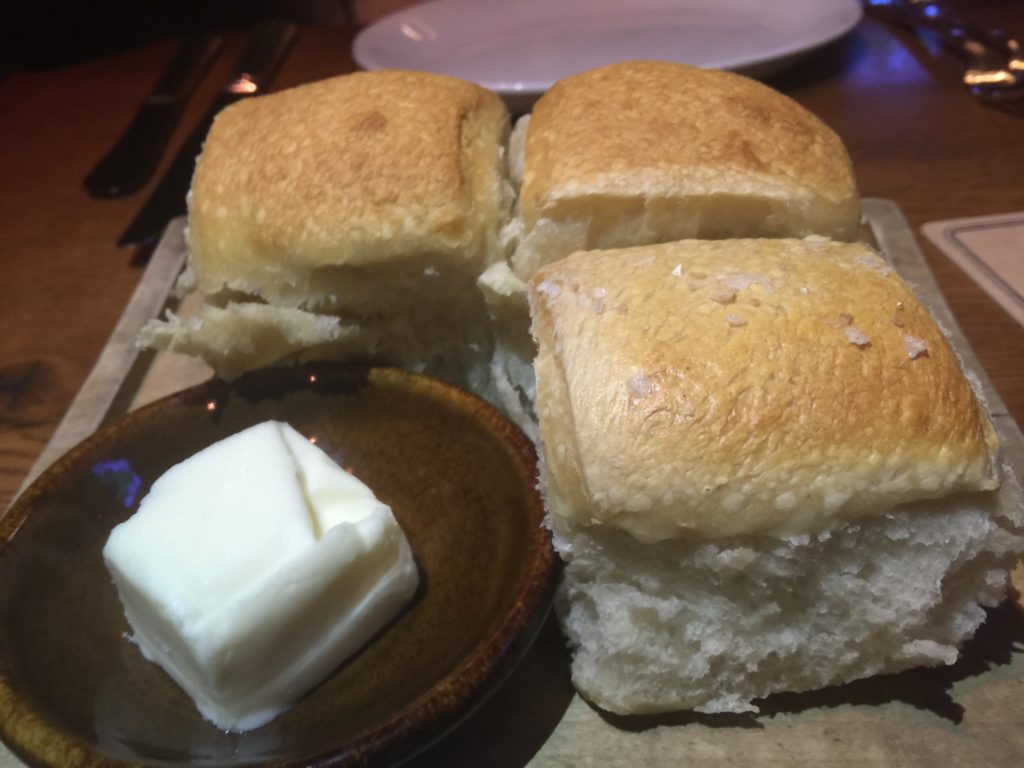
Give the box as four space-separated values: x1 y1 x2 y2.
352 0 864 95
0 364 557 768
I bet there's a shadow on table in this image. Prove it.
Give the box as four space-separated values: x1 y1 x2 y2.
597 597 1024 733
406 612 574 768
400 588 1023 761
762 31 870 94
760 598 1024 723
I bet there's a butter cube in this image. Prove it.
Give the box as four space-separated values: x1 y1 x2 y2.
103 420 419 732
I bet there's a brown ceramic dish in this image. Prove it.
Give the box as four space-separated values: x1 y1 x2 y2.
0 364 555 767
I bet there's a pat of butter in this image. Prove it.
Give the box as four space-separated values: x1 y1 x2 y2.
102 420 419 732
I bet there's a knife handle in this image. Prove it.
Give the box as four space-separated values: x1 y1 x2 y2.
118 20 297 251
116 92 241 249
84 33 223 198
152 32 225 101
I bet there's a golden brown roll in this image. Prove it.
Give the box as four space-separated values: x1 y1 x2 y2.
507 60 861 280
143 69 512 384
484 60 862 432
528 237 1022 715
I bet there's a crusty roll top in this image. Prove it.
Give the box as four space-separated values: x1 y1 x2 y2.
188 69 510 308
519 61 860 242
529 238 1000 542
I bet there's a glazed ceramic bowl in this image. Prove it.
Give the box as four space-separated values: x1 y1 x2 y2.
0 365 555 766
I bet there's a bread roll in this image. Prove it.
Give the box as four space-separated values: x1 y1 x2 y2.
510 61 861 280
143 69 512 385
485 61 862 432
528 237 1023 713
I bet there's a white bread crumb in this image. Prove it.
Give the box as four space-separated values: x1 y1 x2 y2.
554 488 1024 715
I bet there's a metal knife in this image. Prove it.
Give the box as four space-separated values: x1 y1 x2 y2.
84 32 223 198
118 19 297 251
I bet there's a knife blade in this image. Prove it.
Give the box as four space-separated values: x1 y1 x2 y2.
84 32 223 198
118 19 297 251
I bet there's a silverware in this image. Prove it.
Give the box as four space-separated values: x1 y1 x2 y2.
966 33 1024 113
865 0 1024 113
118 19 297 252
84 33 223 198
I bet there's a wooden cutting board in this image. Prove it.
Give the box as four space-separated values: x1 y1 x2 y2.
4 200 1023 768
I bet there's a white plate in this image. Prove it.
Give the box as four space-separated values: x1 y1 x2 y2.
353 0 863 109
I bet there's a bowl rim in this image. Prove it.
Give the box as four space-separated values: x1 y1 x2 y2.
0 364 557 768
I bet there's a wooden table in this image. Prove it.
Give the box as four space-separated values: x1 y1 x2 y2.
1 4 1023 765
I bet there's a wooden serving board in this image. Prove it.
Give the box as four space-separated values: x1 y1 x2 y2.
4 199 1023 768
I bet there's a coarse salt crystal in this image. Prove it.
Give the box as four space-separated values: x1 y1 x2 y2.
710 288 737 305
672 264 684 277
726 314 747 327
856 253 893 277
904 334 929 359
536 280 561 298
722 274 771 293
845 325 871 347
591 287 607 314
628 374 656 398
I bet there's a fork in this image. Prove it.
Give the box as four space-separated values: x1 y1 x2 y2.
865 0 1024 114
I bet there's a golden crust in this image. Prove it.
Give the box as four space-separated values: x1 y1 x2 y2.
188 70 509 304
520 60 860 242
530 238 1000 542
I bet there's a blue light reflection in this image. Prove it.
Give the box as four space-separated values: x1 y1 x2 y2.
91 459 143 508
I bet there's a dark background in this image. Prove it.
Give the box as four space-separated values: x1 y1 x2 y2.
0 0 355 73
